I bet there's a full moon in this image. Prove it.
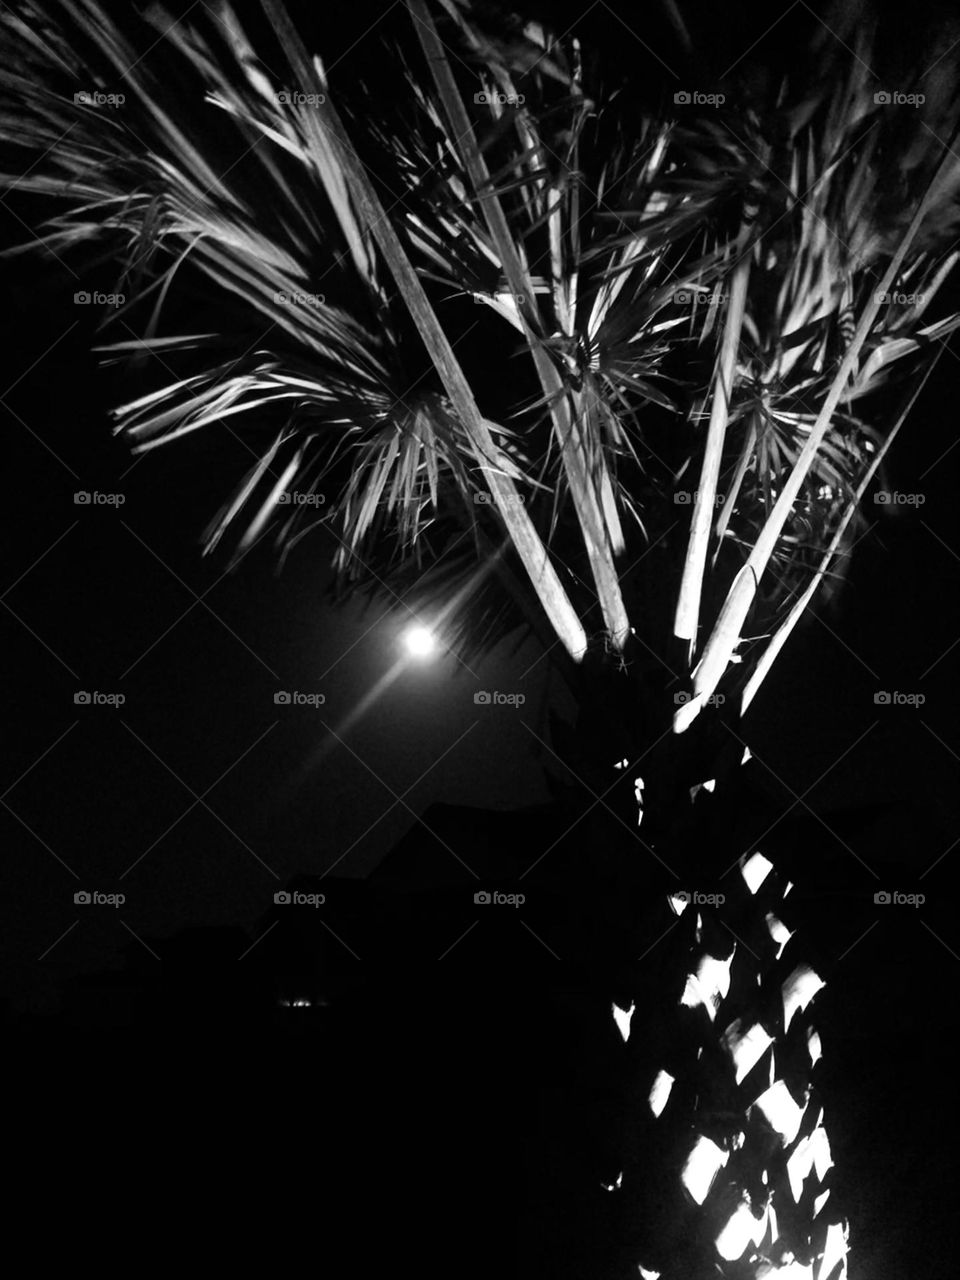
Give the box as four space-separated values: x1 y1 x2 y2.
403 624 436 657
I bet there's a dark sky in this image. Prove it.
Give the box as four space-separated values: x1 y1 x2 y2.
1 0 959 1025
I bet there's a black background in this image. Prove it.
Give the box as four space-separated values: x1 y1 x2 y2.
1 2 958 1276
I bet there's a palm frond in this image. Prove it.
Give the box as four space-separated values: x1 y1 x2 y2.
3 0 959 722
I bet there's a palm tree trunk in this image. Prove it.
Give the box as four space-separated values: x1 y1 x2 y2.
607 761 849 1280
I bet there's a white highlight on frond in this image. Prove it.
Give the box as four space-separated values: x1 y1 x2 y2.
715 1197 768 1261
680 950 735 1021
742 746 753 764
635 776 645 825
757 1260 814 1278
674 690 707 733
637 1266 661 1279
786 1123 832 1201
816 1220 849 1280
486 290 526 333
814 1189 831 1217
788 1136 819 1203
742 851 774 894
766 1197 778 1238
703 778 716 792
681 1134 729 1205
648 1069 674 1118
614 757 629 770
612 1000 635 1043
668 892 689 915
807 1027 822 1066
752 1079 808 1146
782 964 825 1032
766 912 793 958
722 1018 774 1084
813 1125 833 1180
601 1171 623 1192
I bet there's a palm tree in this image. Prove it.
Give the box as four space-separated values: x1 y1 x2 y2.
3 0 959 1273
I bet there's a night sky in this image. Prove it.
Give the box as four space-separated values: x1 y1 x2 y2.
3 234 958 1015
